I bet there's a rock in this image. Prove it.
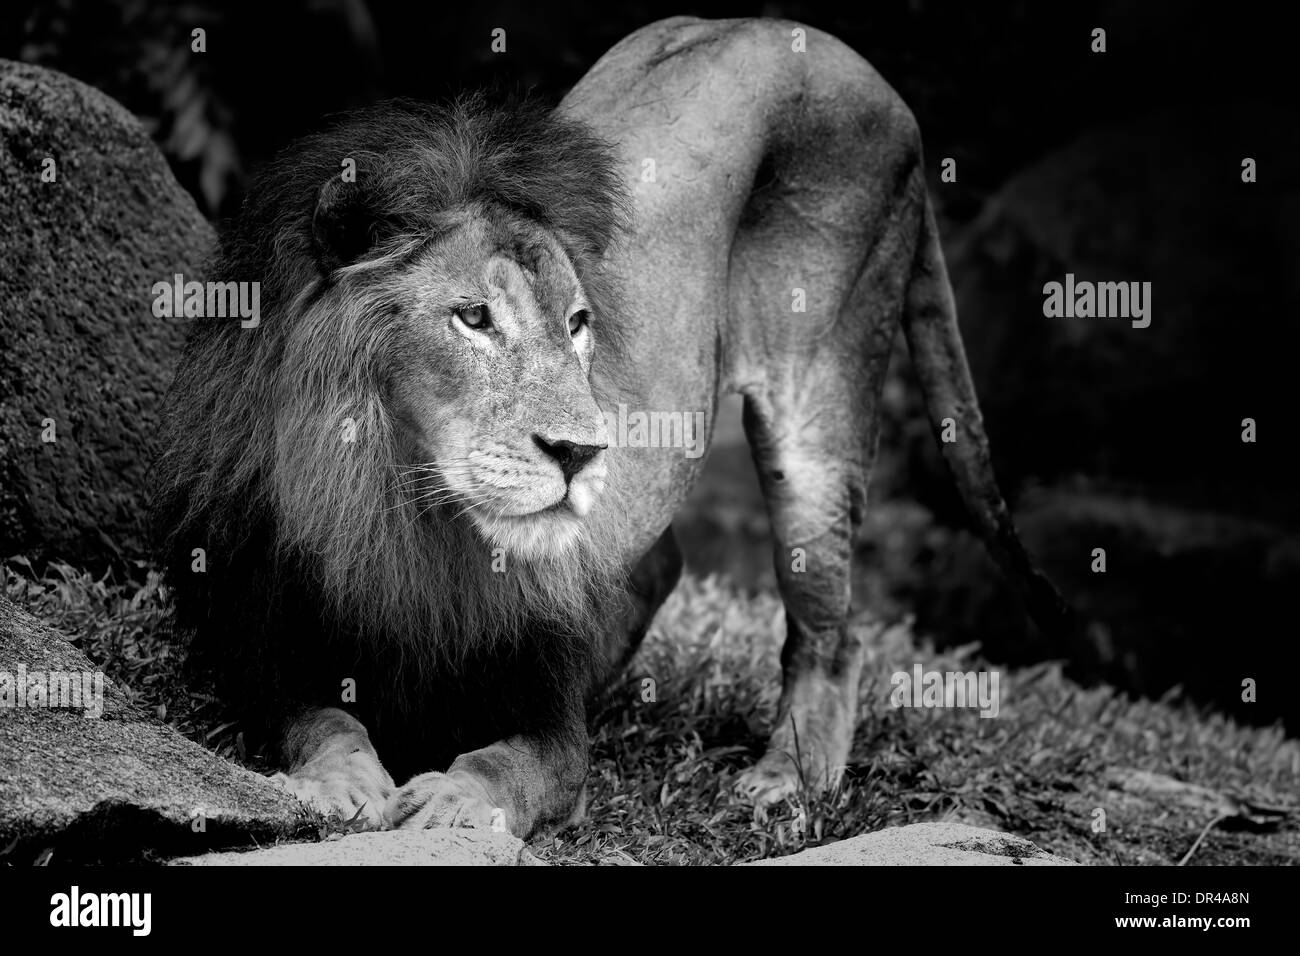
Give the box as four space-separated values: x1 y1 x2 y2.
0 596 310 863
942 105 1299 521
747 822 1075 866
1105 768 1290 828
886 107 1300 731
906 484 1300 729
174 828 542 866
0 59 215 567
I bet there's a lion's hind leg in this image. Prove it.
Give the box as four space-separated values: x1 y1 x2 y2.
732 382 874 806
271 707 395 829
731 257 899 808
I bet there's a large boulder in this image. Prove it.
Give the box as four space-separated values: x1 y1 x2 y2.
175 828 541 866
0 596 310 863
890 106 1300 729
944 104 1299 514
0 59 214 567
747 823 1074 866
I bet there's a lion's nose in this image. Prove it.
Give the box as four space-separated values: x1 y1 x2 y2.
533 435 606 483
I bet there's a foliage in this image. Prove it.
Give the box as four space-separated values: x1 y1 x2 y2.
6 558 1297 865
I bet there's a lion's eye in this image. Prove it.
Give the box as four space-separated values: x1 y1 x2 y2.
455 304 491 331
568 309 590 336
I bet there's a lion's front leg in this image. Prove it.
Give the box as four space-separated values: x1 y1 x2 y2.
270 707 395 829
385 733 587 839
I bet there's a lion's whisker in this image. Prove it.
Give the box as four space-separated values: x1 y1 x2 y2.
384 488 493 513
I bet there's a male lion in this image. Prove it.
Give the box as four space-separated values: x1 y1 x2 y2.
153 17 1069 837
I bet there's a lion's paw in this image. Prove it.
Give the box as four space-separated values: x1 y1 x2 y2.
385 771 508 832
734 696 853 808
734 750 803 807
271 749 394 829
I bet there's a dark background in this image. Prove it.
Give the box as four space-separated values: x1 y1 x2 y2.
3 0 1296 730
1 1 1290 222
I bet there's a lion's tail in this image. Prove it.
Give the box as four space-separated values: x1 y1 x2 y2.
900 196 1075 643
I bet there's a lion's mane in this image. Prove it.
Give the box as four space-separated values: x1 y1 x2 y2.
151 96 635 773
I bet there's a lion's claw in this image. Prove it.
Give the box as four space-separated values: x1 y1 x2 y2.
272 761 392 830
734 752 802 807
384 770 506 832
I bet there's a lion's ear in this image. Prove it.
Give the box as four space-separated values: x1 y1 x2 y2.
312 177 388 271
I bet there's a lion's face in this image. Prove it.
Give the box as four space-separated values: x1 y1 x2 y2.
384 215 610 560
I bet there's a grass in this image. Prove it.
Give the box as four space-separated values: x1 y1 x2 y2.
2 555 241 760
5 557 1298 866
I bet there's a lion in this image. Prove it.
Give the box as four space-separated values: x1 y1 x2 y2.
152 16 1071 838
